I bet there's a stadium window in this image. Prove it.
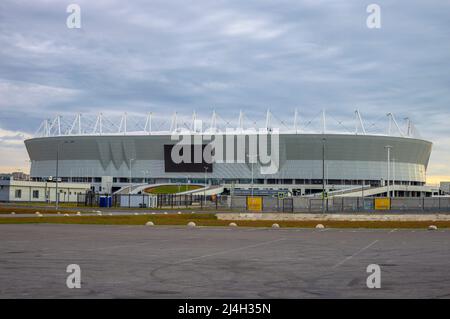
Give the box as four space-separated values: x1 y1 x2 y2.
32 190 39 199
15 189 22 198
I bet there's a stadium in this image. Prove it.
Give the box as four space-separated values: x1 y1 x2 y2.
24 110 434 198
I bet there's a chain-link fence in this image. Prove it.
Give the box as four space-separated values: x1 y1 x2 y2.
76 193 450 213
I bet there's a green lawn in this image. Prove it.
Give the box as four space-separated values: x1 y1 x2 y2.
144 184 202 194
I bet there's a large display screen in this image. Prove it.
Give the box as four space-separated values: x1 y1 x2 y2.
164 144 213 173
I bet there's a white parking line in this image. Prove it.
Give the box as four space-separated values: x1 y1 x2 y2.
332 240 379 268
176 238 286 264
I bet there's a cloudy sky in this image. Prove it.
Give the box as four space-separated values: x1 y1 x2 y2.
0 0 449 182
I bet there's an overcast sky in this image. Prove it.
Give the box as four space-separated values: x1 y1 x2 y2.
0 0 449 182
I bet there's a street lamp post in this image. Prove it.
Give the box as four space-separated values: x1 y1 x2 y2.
251 160 254 197
55 140 74 210
141 170 150 184
129 158 135 194
392 157 396 198
322 137 326 213
55 147 59 208
385 145 393 198
204 166 208 207
247 154 256 198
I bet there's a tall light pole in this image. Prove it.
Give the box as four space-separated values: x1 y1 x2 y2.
55 140 74 210
247 154 256 197
142 170 150 184
204 166 208 207
251 160 254 198
392 157 396 198
129 158 135 194
322 137 326 213
385 145 393 198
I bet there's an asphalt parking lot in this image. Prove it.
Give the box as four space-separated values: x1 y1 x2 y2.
0 224 449 298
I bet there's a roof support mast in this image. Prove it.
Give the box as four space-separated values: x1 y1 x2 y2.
78 113 82 135
118 112 128 135
93 113 104 135
57 115 61 136
405 117 411 137
33 110 417 137
44 119 49 137
210 110 217 131
355 109 366 135
170 112 178 132
387 113 404 137
321 109 326 134
144 112 152 134
238 110 244 131
124 112 127 135
191 110 197 132
99 113 103 135
265 109 271 131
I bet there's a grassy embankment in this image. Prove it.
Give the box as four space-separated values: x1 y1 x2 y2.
0 206 80 215
144 184 202 194
0 212 449 228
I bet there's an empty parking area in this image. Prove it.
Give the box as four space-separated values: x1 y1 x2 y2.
0 224 449 298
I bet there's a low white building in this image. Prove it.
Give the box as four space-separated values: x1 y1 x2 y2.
0 180 91 203
440 182 450 195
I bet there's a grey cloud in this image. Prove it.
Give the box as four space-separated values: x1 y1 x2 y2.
0 0 449 176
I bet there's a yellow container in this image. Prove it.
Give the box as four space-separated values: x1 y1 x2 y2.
375 198 391 210
247 196 263 211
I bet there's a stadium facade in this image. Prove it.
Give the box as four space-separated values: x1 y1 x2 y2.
24 111 434 197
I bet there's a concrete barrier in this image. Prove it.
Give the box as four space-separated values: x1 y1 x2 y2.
217 213 450 222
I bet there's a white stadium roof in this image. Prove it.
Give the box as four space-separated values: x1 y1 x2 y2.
34 109 421 139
